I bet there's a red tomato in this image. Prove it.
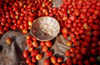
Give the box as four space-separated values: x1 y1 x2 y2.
57 57 63 63
78 60 84 65
23 50 29 58
28 63 35 65
69 47 75 53
46 51 53 57
74 41 80 47
62 27 68 34
72 57 78 64
83 41 90 47
85 36 92 42
69 15 77 21
28 46 34 52
81 47 88 55
65 50 71 57
32 56 37 63
42 46 48 52
66 58 72 65
76 53 84 60
43 59 51 65
84 59 91 65
62 33 68 38
31 50 39 56
89 57 97 63
26 58 31 64
51 56 57 64
91 49 97 56
26 39 32 46
40 41 45 46
74 49 80 54
45 41 52 47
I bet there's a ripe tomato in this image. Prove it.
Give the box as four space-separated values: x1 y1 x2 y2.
43 59 51 65
76 53 84 60
31 50 39 56
72 57 78 64
81 47 88 55
65 50 71 57
26 57 31 64
84 59 91 65
28 46 34 52
89 57 97 63
62 27 68 34
32 56 37 63
46 51 53 57
40 41 45 46
57 57 63 63
74 41 80 47
66 58 72 65
28 63 35 65
51 56 57 64
69 47 75 53
83 41 90 47
45 41 52 47
23 50 29 58
91 49 97 56
42 46 48 52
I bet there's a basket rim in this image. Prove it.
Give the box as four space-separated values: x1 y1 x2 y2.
30 16 60 41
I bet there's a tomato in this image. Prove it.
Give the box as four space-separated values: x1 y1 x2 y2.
74 41 80 47
32 37 37 41
69 47 75 53
61 63 67 65
89 57 97 63
32 56 37 63
71 37 76 43
40 41 45 46
92 36 99 43
83 41 90 47
66 58 72 65
98 41 100 46
26 57 31 64
43 59 51 65
76 53 84 60
79 29 85 34
23 50 29 58
62 33 68 38
62 27 68 34
66 40 72 47
51 56 57 64
84 59 91 65
26 39 32 46
91 43 97 48
85 36 91 42
81 47 88 55
32 41 39 48
46 51 53 57
74 9 80 16
28 63 35 65
57 57 63 63
93 25 100 31
69 15 77 21
42 46 48 52
45 41 52 47
71 53 75 58
91 49 97 56
78 60 83 65
67 19 72 24
72 57 77 64
65 50 71 57
28 46 34 52
31 50 39 56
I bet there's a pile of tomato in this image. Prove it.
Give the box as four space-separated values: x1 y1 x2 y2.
0 0 100 65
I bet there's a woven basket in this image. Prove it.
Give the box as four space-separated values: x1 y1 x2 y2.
30 16 60 41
